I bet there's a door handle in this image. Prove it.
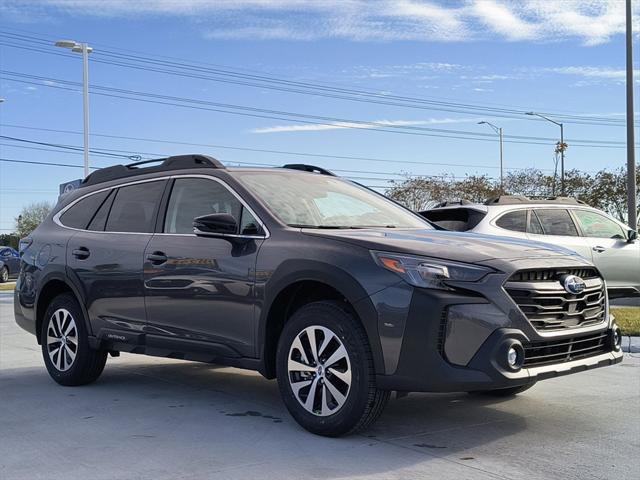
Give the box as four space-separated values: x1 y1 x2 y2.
72 247 90 259
592 246 606 253
147 251 168 264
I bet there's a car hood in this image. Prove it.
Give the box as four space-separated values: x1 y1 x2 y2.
302 228 588 269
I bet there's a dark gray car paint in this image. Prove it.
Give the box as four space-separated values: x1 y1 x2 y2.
13 166 620 392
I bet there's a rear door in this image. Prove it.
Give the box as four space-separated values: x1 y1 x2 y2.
525 208 591 259
571 209 640 291
143 176 265 358
65 179 167 338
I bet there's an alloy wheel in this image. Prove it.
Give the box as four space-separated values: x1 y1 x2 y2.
287 325 352 416
46 308 78 372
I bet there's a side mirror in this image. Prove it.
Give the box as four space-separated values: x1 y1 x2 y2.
628 229 638 243
193 213 238 237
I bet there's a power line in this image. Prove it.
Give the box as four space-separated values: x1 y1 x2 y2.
0 30 633 127
1 71 634 149
0 123 569 173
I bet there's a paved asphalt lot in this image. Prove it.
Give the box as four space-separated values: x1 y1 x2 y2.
1 292 639 480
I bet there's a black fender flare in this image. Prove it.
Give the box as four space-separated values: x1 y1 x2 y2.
256 259 385 375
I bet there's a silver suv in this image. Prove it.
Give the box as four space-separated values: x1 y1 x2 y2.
421 196 639 299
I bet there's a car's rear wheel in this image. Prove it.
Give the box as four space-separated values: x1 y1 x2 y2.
276 301 389 436
0 266 8 283
41 293 107 386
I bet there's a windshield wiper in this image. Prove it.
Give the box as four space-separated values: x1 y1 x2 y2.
288 224 363 229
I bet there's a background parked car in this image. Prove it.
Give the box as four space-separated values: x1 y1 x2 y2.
420 196 639 299
0 246 20 282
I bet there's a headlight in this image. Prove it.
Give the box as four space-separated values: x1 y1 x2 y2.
371 251 492 290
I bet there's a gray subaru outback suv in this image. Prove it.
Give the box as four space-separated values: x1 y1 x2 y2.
14 155 623 436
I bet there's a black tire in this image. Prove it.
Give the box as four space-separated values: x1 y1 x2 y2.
0 266 8 283
276 300 389 437
41 293 107 386
473 382 536 397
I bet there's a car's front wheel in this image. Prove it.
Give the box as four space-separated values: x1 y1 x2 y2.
0 266 8 283
276 301 389 436
41 293 107 386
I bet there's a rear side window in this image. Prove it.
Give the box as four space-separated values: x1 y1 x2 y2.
60 190 111 229
421 208 486 231
527 210 544 234
495 210 526 232
105 181 165 233
164 178 242 234
533 209 578 236
87 190 115 231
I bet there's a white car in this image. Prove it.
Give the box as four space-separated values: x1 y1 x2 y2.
421 196 639 298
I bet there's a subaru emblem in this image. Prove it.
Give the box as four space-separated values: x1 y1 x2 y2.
562 275 586 295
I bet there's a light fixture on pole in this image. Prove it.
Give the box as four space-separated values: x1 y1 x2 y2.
478 121 504 191
54 39 93 178
526 111 566 195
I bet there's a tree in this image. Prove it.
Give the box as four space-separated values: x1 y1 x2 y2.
15 201 53 238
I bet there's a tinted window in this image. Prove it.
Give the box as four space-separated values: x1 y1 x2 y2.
496 210 527 232
60 190 111 229
164 178 242 234
0 249 10 257
87 190 115 231
239 208 261 235
421 208 486 232
574 210 625 239
105 181 165 233
527 210 544 234
533 209 578 236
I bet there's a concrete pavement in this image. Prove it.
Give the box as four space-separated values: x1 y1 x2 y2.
1 291 639 480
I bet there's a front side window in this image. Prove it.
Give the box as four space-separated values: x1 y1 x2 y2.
236 172 429 229
164 178 244 234
495 210 527 232
574 210 625 239
532 209 578 237
105 181 165 233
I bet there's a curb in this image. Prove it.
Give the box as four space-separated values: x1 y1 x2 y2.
622 336 640 354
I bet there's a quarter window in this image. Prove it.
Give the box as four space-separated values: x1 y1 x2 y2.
574 210 625 239
527 210 544 235
60 190 111 230
532 209 579 236
164 178 243 234
495 210 527 232
105 181 165 233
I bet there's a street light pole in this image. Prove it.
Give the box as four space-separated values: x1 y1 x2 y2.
526 112 565 195
54 40 93 178
81 43 90 179
478 121 504 191
626 0 637 230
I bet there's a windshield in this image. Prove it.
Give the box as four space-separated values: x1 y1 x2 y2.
236 171 431 229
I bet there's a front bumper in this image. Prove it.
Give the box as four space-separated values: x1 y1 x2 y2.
375 286 623 393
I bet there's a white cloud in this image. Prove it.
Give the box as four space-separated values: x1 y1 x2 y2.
252 116 485 133
5 0 639 45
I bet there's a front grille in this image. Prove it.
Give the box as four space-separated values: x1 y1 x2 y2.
523 331 610 368
505 269 606 331
509 268 599 282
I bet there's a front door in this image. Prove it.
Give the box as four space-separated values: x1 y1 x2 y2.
572 209 640 291
143 177 265 358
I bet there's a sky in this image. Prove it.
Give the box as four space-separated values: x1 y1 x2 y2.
0 0 638 234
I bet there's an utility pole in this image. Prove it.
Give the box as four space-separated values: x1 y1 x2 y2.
478 121 504 191
626 0 637 230
55 40 93 178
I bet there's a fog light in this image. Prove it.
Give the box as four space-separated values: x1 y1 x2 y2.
507 347 518 367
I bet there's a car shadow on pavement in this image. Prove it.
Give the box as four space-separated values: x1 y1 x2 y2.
2 357 532 479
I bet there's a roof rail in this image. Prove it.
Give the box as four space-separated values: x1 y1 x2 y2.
81 154 224 187
484 195 586 206
282 164 336 176
434 199 475 208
